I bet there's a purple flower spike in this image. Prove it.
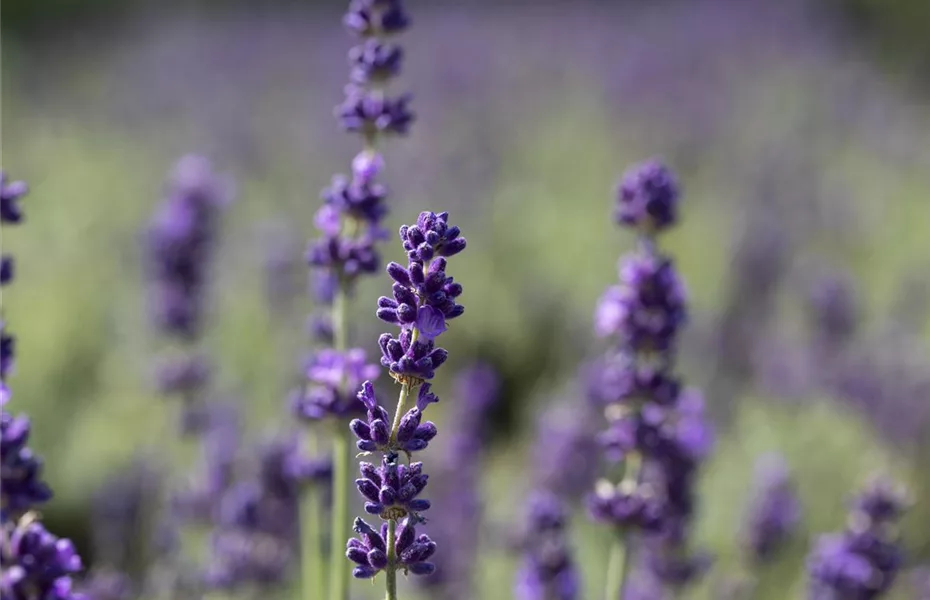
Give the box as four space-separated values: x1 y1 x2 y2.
615 159 679 233
742 455 801 563
1 516 86 600
1 412 53 512
350 381 437 456
347 517 434 579
356 458 430 520
807 479 908 599
515 492 579 600
294 349 380 421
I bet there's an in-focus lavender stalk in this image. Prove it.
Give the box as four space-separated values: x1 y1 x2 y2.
586 160 714 599
346 211 466 600
514 491 580 600
0 172 87 600
297 2 416 599
807 478 908 600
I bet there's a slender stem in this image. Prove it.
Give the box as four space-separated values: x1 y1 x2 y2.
384 518 398 600
389 383 412 441
605 535 631 600
605 452 644 600
328 283 350 600
300 433 325 600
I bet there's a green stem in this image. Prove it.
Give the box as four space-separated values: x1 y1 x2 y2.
384 518 398 600
328 283 350 600
605 452 644 600
605 535 631 600
300 433 325 600
389 383 412 441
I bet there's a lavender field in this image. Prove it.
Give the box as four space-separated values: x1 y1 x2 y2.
3 0 930 599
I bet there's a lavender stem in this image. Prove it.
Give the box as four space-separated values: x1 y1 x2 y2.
385 518 398 600
300 433 325 600
606 452 642 600
329 285 351 600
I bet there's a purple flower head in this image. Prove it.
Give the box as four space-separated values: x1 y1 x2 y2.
808 272 858 348
350 381 438 456
379 259 464 325
203 528 292 591
742 455 801 562
585 355 681 406
586 479 664 532
807 480 907 599
352 151 386 184
349 39 404 84
343 0 411 38
1 516 86 600
356 457 430 520
293 348 380 421
336 87 414 137
641 542 714 590
145 155 230 340
347 517 435 579
515 491 579 600
401 211 467 261
1 412 53 513
0 172 28 224
321 174 388 225
615 159 679 233
849 478 908 529
595 253 687 353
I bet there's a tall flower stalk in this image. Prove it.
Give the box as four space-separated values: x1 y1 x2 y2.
586 160 713 599
346 211 467 600
298 1 415 599
1 172 87 600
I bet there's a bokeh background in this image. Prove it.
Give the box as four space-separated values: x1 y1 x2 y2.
3 0 930 597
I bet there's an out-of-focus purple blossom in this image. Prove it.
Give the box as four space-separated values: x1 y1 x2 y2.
0 516 86 600
293 348 380 420
153 353 212 397
587 479 665 532
514 491 579 600
742 455 801 563
343 0 411 38
80 568 135 600
346 517 436 579
0 172 28 225
145 155 231 340
0 257 12 287
416 364 501 598
595 253 687 353
807 479 908 599
808 271 859 353
532 399 601 501
1 322 14 384
586 355 682 407
615 160 679 233
350 39 404 84
356 457 430 520
1 412 53 514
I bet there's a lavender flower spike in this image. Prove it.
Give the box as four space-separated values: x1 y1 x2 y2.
741 455 801 563
1 515 87 600
807 478 908 599
515 492 579 600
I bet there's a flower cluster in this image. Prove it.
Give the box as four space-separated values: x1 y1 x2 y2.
145 155 229 341
293 349 381 421
587 160 714 595
0 172 86 599
347 517 436 579
514 492 579 600
347 211 466 588
741 455 801 563
376 211 465 383
807 479 907 599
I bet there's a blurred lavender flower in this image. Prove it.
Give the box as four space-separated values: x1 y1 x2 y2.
807 479 908 599
741 455 801 563
80 568 135 600
0 516 86 600
293 348 380 421
145 155 230 340
418 364 501 599
588 160 713 597
0 412 53 514
532 397 601 502
807 271 859 360
514 491 579 600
